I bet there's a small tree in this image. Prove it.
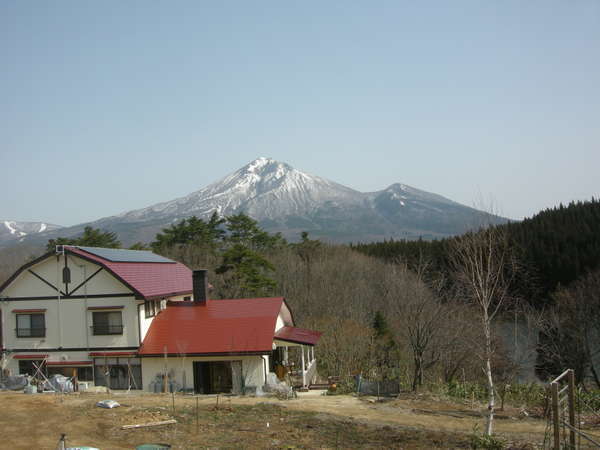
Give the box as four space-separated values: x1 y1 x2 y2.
449 224 517 436
371 311 396 380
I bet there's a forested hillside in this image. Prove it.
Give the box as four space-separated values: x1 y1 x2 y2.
353 199 600 307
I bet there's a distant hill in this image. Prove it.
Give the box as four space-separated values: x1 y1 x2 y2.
12 157 507 247
0 220 62 247
354 199 600 306
506 199 600 297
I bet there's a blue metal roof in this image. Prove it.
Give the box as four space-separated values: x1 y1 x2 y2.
75 246 176 263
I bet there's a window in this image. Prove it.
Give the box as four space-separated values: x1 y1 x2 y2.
92 311 123 335
144 299 156 318
16 313 45 337
144 299 164 317
93 357 141 390
48 366 93 382
18 360 45 376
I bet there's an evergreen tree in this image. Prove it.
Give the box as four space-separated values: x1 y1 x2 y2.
152 212 225 250
46 226 121 251
225 213 285 251
129 242 150 250
372 311 389 339
216 244 276 297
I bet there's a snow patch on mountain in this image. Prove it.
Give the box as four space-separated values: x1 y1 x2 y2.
4 221 17 235
0 220 63 246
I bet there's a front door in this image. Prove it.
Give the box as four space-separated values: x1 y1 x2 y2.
193 361 233 394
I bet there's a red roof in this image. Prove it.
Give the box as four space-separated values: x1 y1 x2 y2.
275 326 322 346
139 298 284 355
66 247 192 300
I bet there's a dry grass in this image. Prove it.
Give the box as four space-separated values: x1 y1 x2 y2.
0 391 475 449
2 390 586 449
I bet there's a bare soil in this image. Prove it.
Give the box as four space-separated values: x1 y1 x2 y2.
0 390 596 449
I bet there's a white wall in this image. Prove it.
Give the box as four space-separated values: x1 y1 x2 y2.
141 355 267 393
274 301 294 333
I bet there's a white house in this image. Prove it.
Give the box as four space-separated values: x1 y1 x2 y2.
0 246 321 393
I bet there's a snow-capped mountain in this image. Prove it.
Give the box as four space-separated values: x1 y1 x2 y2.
25 157 505 246
0 220 62 246
116 157 362 223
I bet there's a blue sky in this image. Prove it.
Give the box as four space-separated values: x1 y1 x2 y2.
1 1 598 226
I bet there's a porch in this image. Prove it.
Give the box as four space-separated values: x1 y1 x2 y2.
273 325 321 389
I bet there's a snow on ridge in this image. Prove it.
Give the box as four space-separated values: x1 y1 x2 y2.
4 221 16 235
114 157 369 222
246 157 272 173
39 223 47 232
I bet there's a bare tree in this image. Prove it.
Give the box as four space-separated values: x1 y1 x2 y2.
449 224 517 436
387 263 446 391
538 269 600 387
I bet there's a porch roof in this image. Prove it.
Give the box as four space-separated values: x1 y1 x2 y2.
274 326 322 346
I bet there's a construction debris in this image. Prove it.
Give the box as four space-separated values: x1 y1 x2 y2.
121 419 177 430
96 399 120 409
44 374 74 393
0 375 28 391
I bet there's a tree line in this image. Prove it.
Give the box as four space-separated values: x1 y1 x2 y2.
352 198 600 308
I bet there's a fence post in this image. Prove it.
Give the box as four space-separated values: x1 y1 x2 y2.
551 381 560 450
567 369 576 449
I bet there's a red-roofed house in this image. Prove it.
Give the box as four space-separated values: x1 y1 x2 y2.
0 246 321 393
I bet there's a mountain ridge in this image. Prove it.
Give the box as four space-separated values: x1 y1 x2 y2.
6 158 507 247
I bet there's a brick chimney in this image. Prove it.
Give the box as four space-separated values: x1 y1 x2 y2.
192 269 209 305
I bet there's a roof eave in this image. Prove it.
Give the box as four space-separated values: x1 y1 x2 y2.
143 289 193 301
138 350 271 357
274 336 318 346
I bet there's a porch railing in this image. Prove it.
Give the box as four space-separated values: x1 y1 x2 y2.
303 358 317 388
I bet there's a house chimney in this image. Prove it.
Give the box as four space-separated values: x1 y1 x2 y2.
193 270 209 304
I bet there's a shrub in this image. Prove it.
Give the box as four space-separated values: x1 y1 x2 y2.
469 426 507 450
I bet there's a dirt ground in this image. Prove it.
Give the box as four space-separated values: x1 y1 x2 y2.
0 390 598 449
